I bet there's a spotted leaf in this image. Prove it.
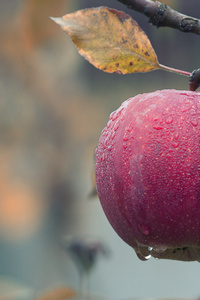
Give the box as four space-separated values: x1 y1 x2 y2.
51 6 160 74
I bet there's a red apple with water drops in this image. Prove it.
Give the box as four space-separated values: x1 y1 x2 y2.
95 89 200 261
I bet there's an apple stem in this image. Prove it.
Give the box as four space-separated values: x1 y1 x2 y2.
158 64 191 77
189 69 200 91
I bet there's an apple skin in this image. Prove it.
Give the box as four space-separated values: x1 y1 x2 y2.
95 89 200 261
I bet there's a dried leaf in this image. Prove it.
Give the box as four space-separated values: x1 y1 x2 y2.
51 7 160 74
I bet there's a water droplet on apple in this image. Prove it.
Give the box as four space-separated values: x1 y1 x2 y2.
172 142 179 148
123 142 128 150
110 107 124 121
174 131 179 140
114 121 120 131
153 125 163 130
126 121 133 132
153 245 168 253
139 224 151 235
123 132 129 141
107 121 111 129
190 119 198 127
153 116 159 121
102 153 107 161
98 157 102 163
110 131 116 140
109 112 114 120
190 108 196 115
103 139 107 150
165 116 173 124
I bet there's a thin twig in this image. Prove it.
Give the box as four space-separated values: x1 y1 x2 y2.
117 0 200 34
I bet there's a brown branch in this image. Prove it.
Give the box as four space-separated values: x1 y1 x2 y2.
117 0 200 34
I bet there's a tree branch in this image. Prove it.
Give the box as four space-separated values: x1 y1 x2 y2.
117 0 200 34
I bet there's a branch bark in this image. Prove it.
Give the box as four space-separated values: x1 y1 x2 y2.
117 0 200 35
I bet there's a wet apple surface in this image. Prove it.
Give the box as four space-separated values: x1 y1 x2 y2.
95 89 200 261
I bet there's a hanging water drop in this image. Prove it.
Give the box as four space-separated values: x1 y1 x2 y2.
144 253 152 260
136 245 152 261
136 252 149 261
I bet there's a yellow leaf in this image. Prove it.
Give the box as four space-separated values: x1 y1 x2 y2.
51 7 160 74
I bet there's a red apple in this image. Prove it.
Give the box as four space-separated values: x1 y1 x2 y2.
95 89 200 261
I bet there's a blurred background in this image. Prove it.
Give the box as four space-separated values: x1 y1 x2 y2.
1 0 200 299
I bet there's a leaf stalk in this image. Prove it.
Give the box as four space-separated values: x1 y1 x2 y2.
159 64 191 77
